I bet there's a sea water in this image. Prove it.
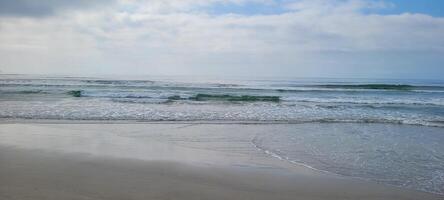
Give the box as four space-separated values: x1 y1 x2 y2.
1 74 443 126
1 74 444 194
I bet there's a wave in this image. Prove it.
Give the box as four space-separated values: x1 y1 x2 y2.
271 84 444 92
67 90 82 97
167 95 184 100
3 81 444 96
111 98 168 104
0 90 46 94
67 90 158 99
288 99 444 107
316 84 414 90
164 94 281 102
307 84 444 91
70 93 281 102
8 87 443 107
187 94 280 102
1 115 443 127
57 89 444 107
82 79 155 85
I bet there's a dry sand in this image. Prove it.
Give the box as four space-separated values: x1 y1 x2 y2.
0 123 442 200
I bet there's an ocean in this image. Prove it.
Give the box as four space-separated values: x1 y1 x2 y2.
1 74 444 194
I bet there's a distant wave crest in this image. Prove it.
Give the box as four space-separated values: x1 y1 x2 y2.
187 94 280 102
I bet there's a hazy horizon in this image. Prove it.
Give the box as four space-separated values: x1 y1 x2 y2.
3 72 444 82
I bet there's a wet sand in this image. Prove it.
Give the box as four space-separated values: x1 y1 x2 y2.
0 123 442 200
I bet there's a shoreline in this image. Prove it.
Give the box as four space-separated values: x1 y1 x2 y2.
0 123 443 199
1 118 444 128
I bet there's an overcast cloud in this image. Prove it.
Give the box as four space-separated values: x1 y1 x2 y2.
0 0 443 79
0 0 114 17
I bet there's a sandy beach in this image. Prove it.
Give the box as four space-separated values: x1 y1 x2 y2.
2 0 444 198
0 123 442 200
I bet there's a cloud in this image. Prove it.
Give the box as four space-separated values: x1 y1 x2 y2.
285 0 393 13
0 0 443 78
0 0 114 17
91 0 444 52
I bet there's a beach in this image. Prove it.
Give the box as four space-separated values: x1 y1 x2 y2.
1 122 442 200
2 0 444 198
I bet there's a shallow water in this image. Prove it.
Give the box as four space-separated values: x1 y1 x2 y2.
252 123 444 195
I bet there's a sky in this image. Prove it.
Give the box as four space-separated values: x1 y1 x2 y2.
0 0 443 79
